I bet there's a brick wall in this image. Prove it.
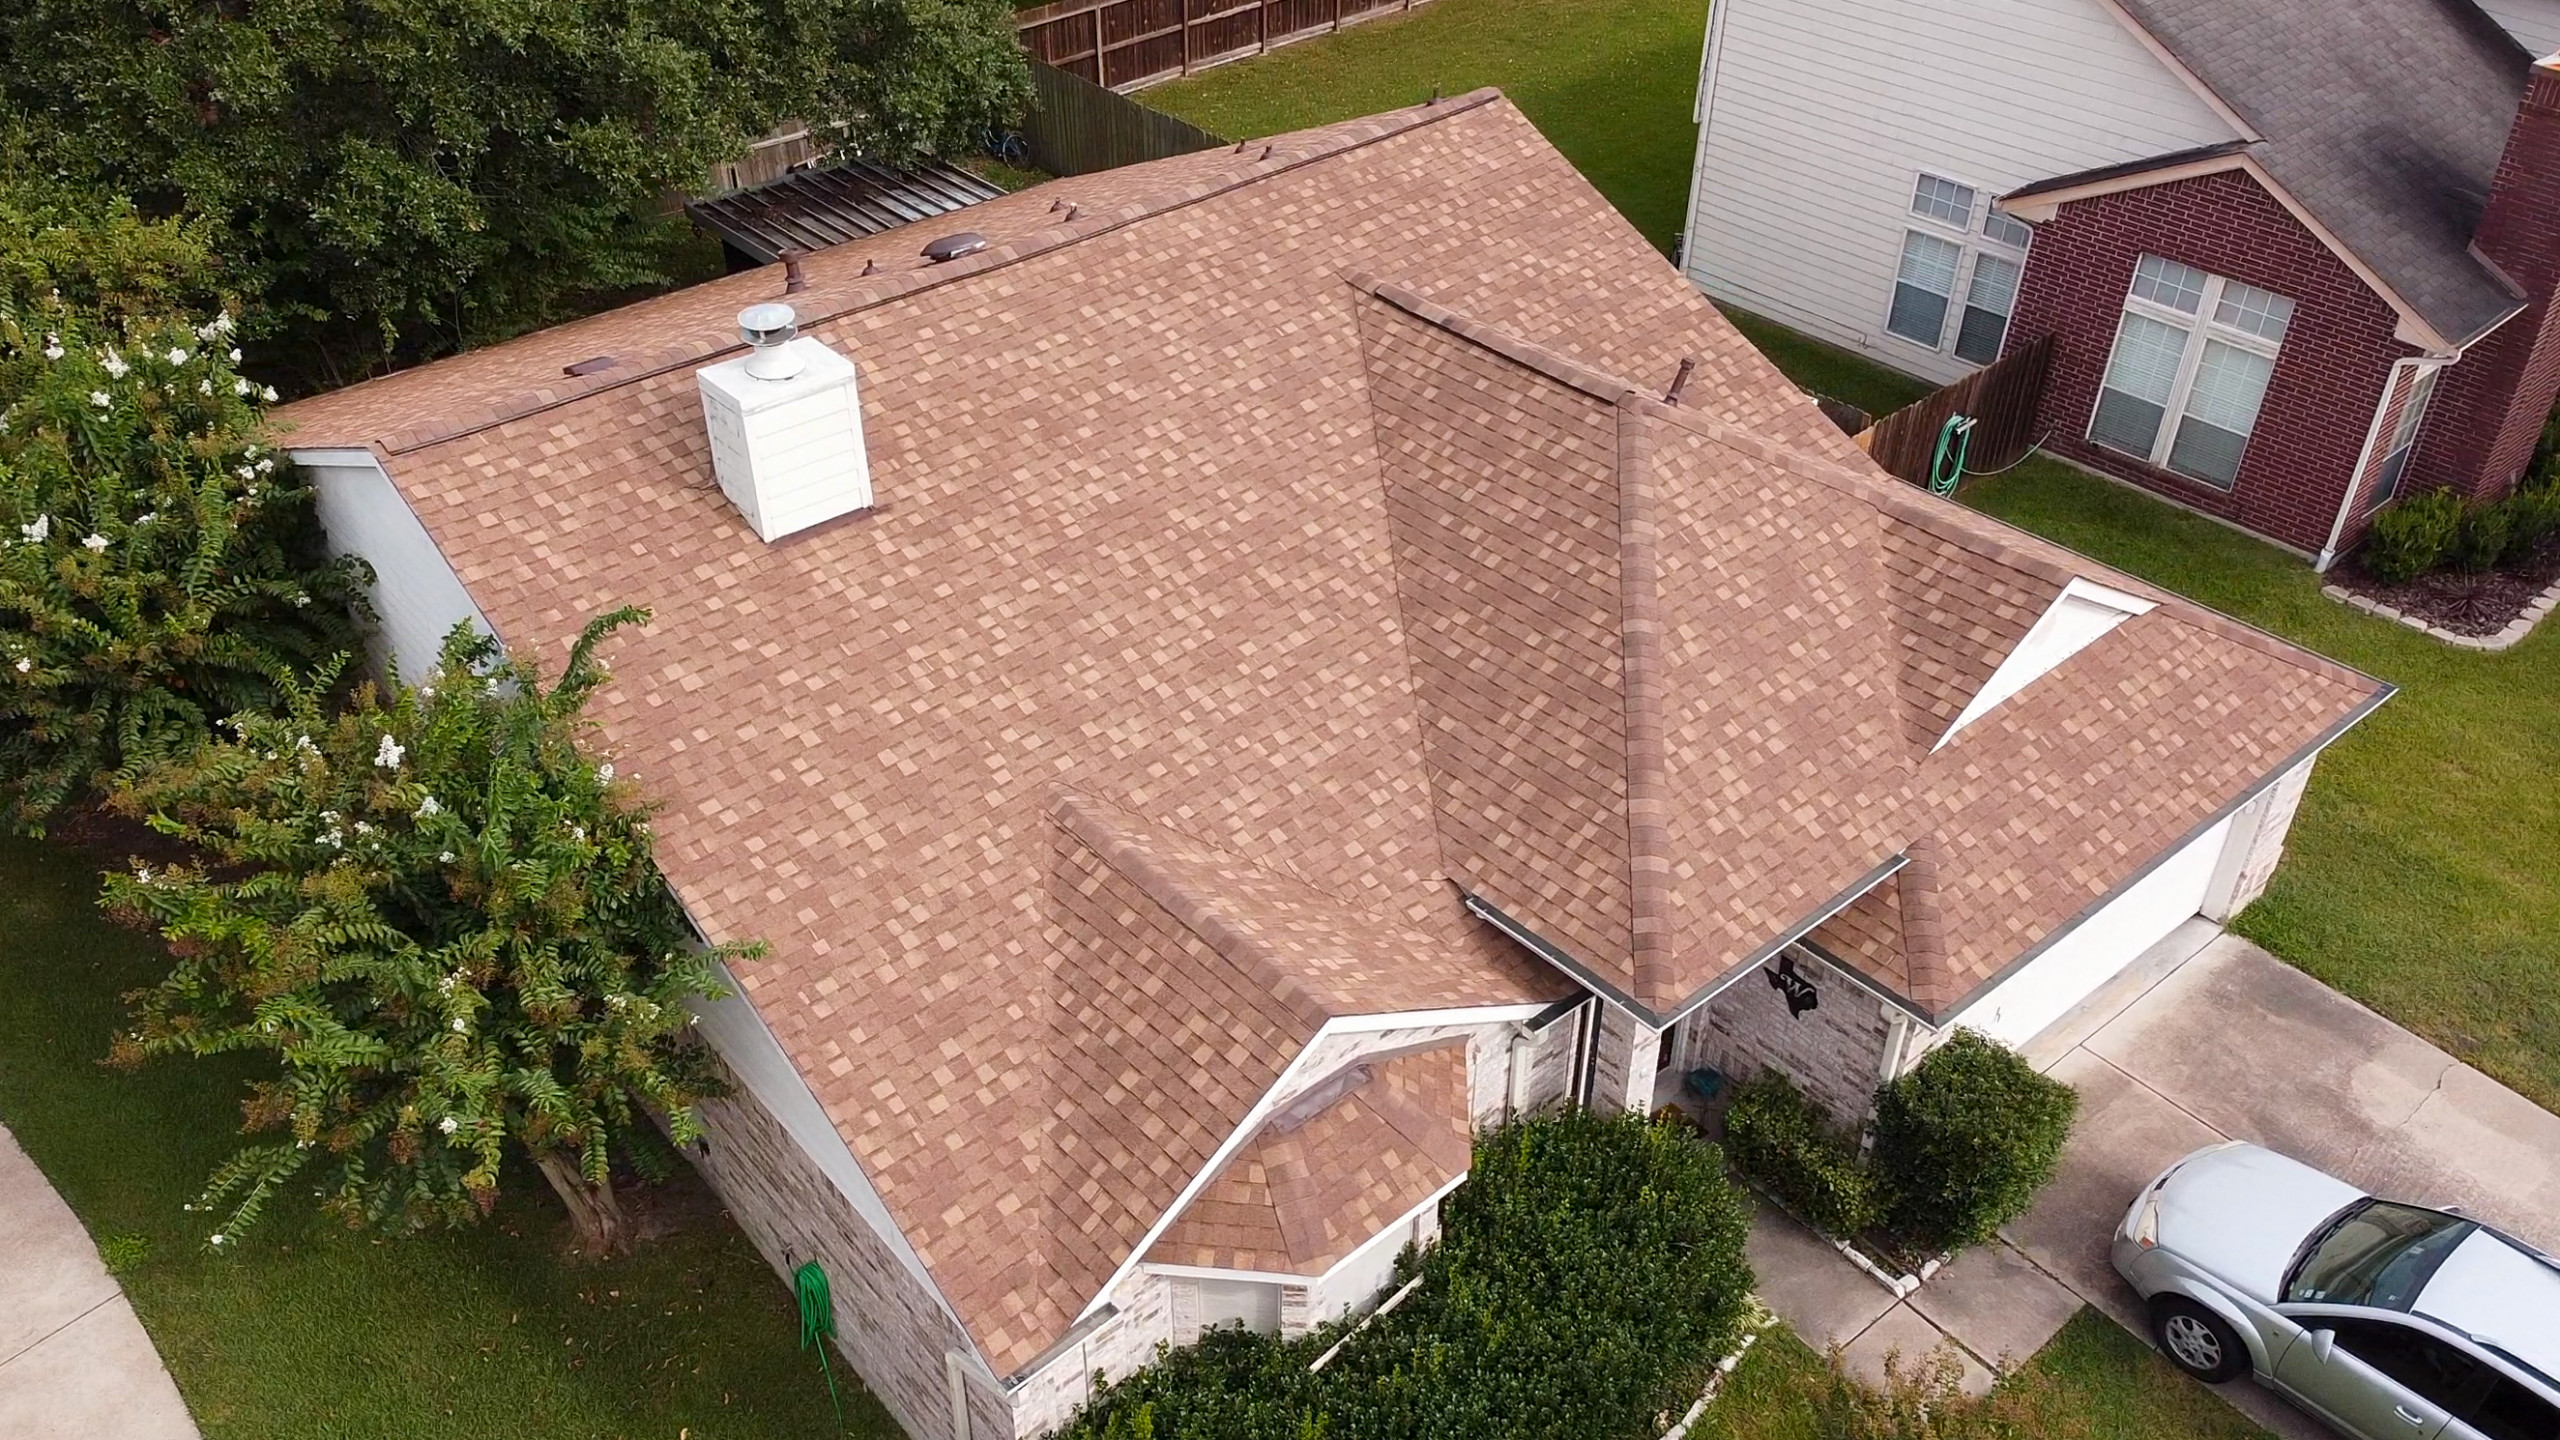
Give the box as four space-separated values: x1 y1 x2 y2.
689 1054 1014 1440
1698 948 1894 1126
2008 169 2417 554
2415 61 2560 501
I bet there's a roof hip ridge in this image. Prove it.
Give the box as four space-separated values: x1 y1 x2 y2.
1612 397 1680 1011
1046 790 1336 1029
360 93 1509 456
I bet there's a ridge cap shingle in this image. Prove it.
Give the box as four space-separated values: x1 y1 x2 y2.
1613 398 1680 1012
335 92 1509 455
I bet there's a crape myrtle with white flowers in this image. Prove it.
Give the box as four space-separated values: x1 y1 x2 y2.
102 609 763 1256
0 301 364 827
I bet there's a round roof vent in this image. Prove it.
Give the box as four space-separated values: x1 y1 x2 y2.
921 231 989 264
737 304 805 381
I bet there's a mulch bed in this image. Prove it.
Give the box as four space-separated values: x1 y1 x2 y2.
45 795 204 871
2330 532 2560 637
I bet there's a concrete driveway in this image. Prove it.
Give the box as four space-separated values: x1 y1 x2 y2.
2006 923 2560 1436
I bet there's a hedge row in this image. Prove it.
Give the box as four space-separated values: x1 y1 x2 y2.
1061 1109 1755 1440
1724 1030 2077 1255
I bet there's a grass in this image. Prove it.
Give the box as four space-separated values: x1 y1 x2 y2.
1146 0 1712 249
0 835 898 1440
1958 457 2560 1112
1691 1310 2272 1440
1719 308 1934 419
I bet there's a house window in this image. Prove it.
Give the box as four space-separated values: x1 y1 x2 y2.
1890 172 2031 363
1911 173 1977 228
2089 256 2294 489
1888 230 1964 346
1955 253 2022 364
2371 368 2438 506
1197 1278 1281 1335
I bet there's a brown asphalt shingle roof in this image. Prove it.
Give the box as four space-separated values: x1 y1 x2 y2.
1147 1042 1470 1277
274 91 2383 1373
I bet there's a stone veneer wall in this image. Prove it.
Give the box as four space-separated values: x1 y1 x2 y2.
688 1054 1013 1440
1699 948 1896 1126
2205 758 2312 922
1006 1272 1177 1438
1585 1001 1661 1112
1514 1003 1585 1113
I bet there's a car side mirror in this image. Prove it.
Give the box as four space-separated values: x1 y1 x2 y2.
2310 1328 2337 1363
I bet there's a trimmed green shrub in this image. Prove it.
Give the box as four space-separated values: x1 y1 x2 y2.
1059 1110 1755 1440
2500 485 2560 566
1871 1031 2077 1253
2449 499 2511 574
1724 1070 1882 1236
2360 488 2463 584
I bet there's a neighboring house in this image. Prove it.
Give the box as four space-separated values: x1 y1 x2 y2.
272 94 2386 1440
1683 0 2560 565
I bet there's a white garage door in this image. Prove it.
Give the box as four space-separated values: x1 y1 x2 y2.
1962 814 2232 1049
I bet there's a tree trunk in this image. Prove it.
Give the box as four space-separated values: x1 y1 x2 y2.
532 1149 631 1255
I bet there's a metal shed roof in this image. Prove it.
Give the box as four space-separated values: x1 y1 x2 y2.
687 160 1005 265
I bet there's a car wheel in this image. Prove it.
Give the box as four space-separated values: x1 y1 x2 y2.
2151 1297 2249 1383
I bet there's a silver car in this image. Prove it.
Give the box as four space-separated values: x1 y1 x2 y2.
2112 1142 2560 1440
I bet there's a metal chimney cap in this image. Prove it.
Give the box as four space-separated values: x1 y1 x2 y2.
738 303 799 346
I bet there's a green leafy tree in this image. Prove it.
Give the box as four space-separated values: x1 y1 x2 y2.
1 0 1030 383
0 299 365 828
102 610 759 1254
0 150 231 325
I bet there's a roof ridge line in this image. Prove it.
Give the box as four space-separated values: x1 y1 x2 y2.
370 93 1508 456
1613 397 1680 1012
1047 790 1333 1029
1897 834 1954 1013
1349 275 1648 402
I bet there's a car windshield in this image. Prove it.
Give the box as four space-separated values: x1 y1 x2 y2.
2285 1200 2477 1309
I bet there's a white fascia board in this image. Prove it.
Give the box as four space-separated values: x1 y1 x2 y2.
1935 577 2158 751
1997 153 2462 354
684 968 979 1342
1326 1002 1551 1032
1071 1018 1354 1322
284 446 389 467
1140 1261 1318 1286
2085 0 2262 141
1070 1005 1515 1323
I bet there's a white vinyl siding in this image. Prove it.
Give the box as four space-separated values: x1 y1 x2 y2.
1685 0 2239 384
2090 258 2293 489
294 448 494 686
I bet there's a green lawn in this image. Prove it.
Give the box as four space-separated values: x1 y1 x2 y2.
1693 1310 2272 1440
1147 0 1712 249
0 835 897 1440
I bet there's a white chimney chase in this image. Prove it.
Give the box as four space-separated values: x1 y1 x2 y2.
696 304 872 542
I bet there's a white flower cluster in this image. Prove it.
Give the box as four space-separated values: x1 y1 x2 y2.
415 793 441 818
81 534 108 552
42 335 64 361
18 515 45 544
101 348 128 379
195 314 235 341
375 734 404 769
595 762 614 782
438 1116 459 1135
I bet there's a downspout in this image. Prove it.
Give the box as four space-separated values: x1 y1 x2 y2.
2316 356 2444 571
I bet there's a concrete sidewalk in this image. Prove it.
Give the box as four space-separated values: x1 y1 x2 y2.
0 1124 199 1440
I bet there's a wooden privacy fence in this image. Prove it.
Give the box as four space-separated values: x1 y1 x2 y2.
1018 0 1440 91
1022 60 1227 177
1863 335 2053 489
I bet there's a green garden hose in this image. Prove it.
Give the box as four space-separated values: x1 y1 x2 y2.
795 1260 849 1435
1929 414 1976 498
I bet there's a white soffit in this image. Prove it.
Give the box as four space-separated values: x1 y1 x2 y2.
1935 577 2157 751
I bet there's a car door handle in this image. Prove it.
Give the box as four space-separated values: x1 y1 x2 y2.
2395 1405 2427 1426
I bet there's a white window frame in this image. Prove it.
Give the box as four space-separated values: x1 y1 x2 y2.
1884 170 2032 364
2368 366 2439 508
2087 259 2290 488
